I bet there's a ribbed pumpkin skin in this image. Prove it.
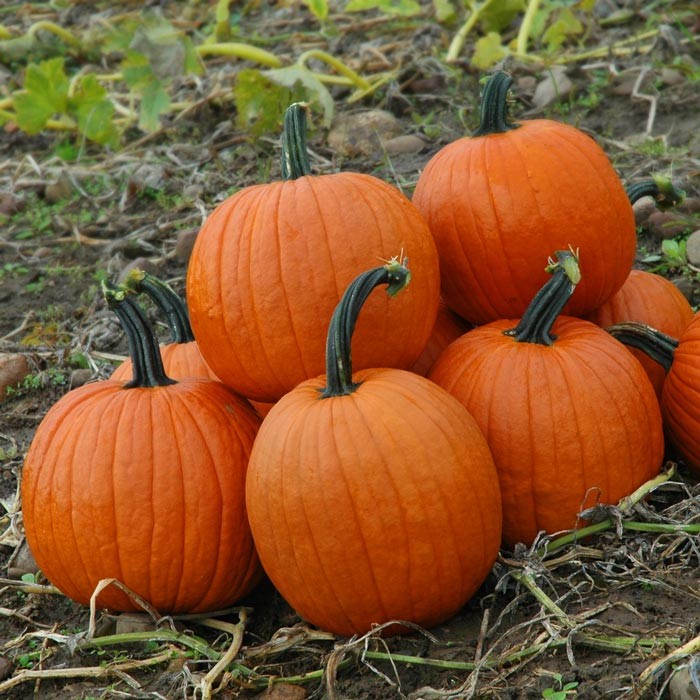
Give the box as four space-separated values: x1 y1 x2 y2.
586 270 694 398
111 341 219 382
412 121 636 325
22 379 262 613
186 174 440 402
662 313 700 474
429 317 663 547
245 368 502 637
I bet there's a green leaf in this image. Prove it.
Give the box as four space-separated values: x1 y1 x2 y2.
471 31 507 70
69 74 118 146
344 0 421 16
264 65 335 128
14 57 69 133
121 51 156 91
478 0 526 33
542 7 584 50
138 80 171 133
233 69 297 136
433 0 457 23
303 0 329 21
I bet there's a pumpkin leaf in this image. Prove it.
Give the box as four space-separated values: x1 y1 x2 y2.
302 0 330 21
433 0 457 23
542 7 584 50
13 57 69 133
264 65 335 128
471 32 507 70
478 0 526 33
68 74 119 147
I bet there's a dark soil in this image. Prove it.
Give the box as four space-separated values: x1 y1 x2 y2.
1 2 700 699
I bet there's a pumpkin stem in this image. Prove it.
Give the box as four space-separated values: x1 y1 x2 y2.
102 281 177 388
606 322 678 373
281 102 312 180
473 70 520 137
503 249 580 346
123 269 195 344
321 257 411 398
626 175 686 211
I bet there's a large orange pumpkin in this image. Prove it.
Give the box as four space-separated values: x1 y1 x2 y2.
245 259 502 637
22 284 262 613
187 103 440 402
429 251 664 548
111 269 218 382
412 71 635 325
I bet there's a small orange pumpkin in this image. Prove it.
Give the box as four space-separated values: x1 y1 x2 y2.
22 283 262 613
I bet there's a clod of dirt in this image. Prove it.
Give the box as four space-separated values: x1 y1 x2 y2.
633 198 657 228
69 369 94 389
115 612 157 634
174 227 200 263
648 211 690 239
531 67 574 109
44 172 75 204
671 276 694 302
0 353 29 401
6 539 38 579
327 109 403 157
254 683 307 699
383 134 427 155
0 656 12 682
117 256 161 282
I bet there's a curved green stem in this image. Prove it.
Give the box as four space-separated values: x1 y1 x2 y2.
515 0 541 55
445 0 499 64
26 21 81 48
473 70 520 137
281 102 312 180
321 257 411 398
626 175 686 211
196 42 282 68
123 270 195 344
504 250 580 346
102 281 176 389
297 49 371 91
606 322 678 373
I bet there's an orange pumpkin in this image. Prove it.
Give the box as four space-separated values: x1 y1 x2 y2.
246 259 502 636
586 270 693 398
412 71 635 325
22 283 262 613
187 104 440 402
111 270 218 382
429 251 664 548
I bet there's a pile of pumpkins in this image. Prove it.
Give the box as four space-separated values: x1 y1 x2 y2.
21 71 699 638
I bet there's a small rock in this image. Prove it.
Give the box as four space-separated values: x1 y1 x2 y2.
128 163 168 193
610 68 644 96
0 354 30 402
633 199 657 228
383 134 427 155
117 257 160 282
182 184 203 201
671 276 694 301
328 110 403 157
44 172 74 203
660 68 685 86
405 73 447 94
70 369 94 389
669 667 700 700
7 540 39 579
517 75 537 94
648 211 689 239
531 67 574 109
174 227 200 263
115 613 156 634
0 192 24 216
0 656 11 682
684 230 700 266
679 197 700 215
255 683 307 699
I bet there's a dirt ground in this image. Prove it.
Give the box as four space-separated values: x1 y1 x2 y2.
1 2 700 699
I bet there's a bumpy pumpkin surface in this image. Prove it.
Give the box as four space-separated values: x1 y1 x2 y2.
429 252 663 547
187 105 440 402
246 261 502 636
22 288 262 613
412 72 635 325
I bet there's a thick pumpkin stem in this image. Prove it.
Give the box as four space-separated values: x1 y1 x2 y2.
606 322 678 373
321 257 411 398
281 102 312 180
123 269 195 344
626 175 686 211
102 281 176 389
503 250 580 346
473 70 520 137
